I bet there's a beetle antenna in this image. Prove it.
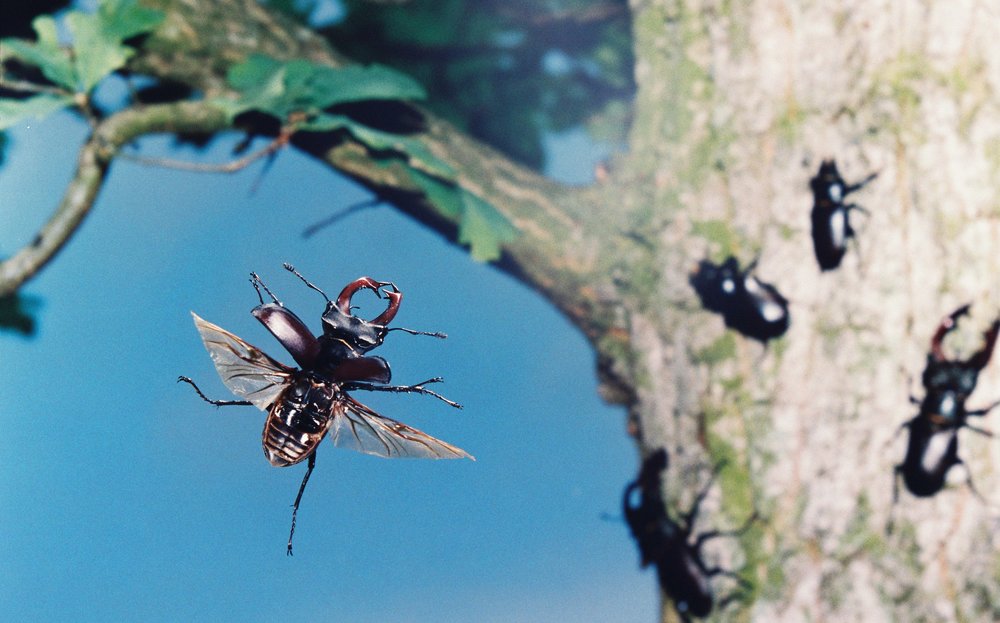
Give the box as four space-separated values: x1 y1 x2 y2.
387 327 448 339
283 263 331 303
250 272 281 305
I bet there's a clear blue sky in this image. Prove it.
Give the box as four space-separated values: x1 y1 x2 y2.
0 84 659 620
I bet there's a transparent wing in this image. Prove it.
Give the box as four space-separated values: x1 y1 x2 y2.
330 394 473 460
192 312 293 410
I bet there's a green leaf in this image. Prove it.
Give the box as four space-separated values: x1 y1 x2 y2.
1 17 76 90
307 64 427 105
411 171 463 220
32 15 61 47
98 0 165 40
0 3 162 94
226 54 284 91
0 94 74 130
458 191 518 262
66 11 134 92
224 56 426 121
340 120 453 178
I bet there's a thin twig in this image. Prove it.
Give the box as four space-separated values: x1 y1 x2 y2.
0 101 230 297
0 76 72 97
117 128 292 174
301 198 382 238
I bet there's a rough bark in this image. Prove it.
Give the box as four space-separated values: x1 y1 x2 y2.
8 0 1000 621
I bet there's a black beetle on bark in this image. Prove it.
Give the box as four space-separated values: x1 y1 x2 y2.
623 448 756 621
690 256 790 343
895 304 1000 499
179 264 472 554
809 159 877 271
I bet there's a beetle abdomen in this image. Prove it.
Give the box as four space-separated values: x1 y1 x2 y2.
264 414 321 466
262 376 337 466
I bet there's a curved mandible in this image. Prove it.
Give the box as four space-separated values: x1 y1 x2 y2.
968 317 1000 371
335 277 403 326
930 304 971 362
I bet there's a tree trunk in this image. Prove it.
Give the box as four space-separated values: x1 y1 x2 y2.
7 0 1000 620
621 1 1000 621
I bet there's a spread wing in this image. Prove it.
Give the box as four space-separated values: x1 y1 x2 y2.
329 394 473 460
192 312 294 410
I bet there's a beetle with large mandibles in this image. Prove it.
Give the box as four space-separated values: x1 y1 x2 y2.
179 264 472 554
623 448 755 621
895 304 1000 499
809 159 878 271
689 256 790 343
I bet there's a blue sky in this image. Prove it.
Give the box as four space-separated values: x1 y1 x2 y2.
0 97 657 620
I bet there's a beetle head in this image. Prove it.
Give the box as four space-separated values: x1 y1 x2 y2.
319 277 402 354
690 258 741 313
923 304 1000 399
811 159 845 202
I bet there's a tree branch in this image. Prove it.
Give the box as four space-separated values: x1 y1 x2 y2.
130 0 630 344
0 101 229 296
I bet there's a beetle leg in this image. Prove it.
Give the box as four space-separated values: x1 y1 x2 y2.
177 376 253 406
286 451 316 556
692 511 758 551
682 464 721 531
845 171 878 195
967 398 1000 418
959 459 986 504
716 588 750 612
965 424 993 437
704 566 751 589
886 415 916 447
250 272 281 306
845 202 870 216
283 263 331 303
342 378 463 409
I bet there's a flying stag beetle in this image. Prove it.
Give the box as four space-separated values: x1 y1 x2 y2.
895 304 1000 499
179 264 472 554
809 159 878 271
623 448 756 621
689 256 790 343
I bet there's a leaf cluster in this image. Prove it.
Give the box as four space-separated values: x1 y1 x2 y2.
218 54 518 262
0 0 164 129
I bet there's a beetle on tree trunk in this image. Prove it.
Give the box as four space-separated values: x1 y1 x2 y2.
895 304 1000 499
809 159 878 271
623 448 756 621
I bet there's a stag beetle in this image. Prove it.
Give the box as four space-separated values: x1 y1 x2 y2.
690 256 790 342
809 159 877 271
179 264 471 554
623 448 755 621
895 304 1000 498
